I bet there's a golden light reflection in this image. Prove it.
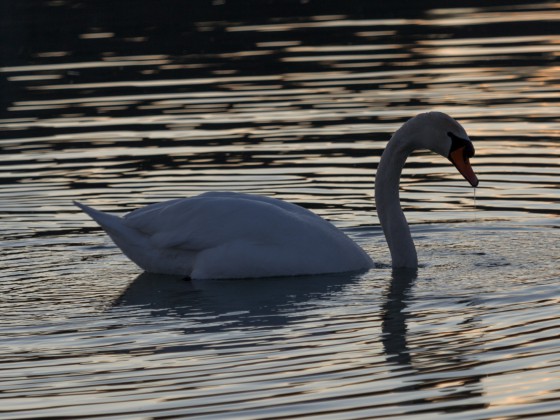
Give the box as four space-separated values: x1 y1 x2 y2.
256 41 302 47
226 18 412 32
30 74 282 90
282 53 410 62
429 10 560 26
417 35 560 46
35 51 70 58
415 45 560 57
79 32 115 39
285 44 401 52
355 30 397 37
219 50 273 58
0 2 558 230
0 59 171 73
8 74 63 81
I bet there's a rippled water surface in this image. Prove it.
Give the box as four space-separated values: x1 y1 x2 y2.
1 1 559 418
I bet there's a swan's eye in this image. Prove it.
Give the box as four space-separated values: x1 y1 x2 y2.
463 141 475 159
447 132 475 161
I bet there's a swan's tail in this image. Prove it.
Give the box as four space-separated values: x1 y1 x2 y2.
74 201 128 236
74 201 149 268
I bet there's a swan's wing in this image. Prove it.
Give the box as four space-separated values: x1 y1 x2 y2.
123 193 320 251
198 192 319 217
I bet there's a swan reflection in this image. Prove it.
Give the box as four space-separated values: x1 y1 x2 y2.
381 268 417 366
381 268 487 413
114 271 363 331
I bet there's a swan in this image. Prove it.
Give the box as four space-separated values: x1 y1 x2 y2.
75 111 478 279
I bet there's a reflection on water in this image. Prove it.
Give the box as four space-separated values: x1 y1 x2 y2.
382 268 417 366
117 272 362 331
2 228 559 419
1 0 559 418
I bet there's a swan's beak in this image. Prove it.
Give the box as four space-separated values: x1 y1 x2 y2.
448 147 479 187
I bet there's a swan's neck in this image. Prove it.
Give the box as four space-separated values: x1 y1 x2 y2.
375 132 418 268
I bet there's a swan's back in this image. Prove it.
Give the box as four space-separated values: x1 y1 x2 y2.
77 192 373 279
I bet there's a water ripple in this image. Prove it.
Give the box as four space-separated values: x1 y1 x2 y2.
1 0 559 418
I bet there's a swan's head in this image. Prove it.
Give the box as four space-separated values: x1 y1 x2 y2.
403 112 479 187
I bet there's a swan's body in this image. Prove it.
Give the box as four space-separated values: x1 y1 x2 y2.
75 193 373 278
77 112 478 279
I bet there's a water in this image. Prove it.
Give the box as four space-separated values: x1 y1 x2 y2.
1 0 559 418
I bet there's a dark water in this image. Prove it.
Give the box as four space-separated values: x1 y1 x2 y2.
1 1 559 418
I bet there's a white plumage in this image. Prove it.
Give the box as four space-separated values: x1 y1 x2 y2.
76 112 478 279
75 192 373 279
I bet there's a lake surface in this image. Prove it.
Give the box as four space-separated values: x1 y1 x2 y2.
1 1 559 418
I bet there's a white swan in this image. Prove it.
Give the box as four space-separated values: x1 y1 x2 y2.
76 112 478 279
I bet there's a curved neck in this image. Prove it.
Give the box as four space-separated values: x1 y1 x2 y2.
374 133 418 268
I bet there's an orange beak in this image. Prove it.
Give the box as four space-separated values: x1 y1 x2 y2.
448 147 479 187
